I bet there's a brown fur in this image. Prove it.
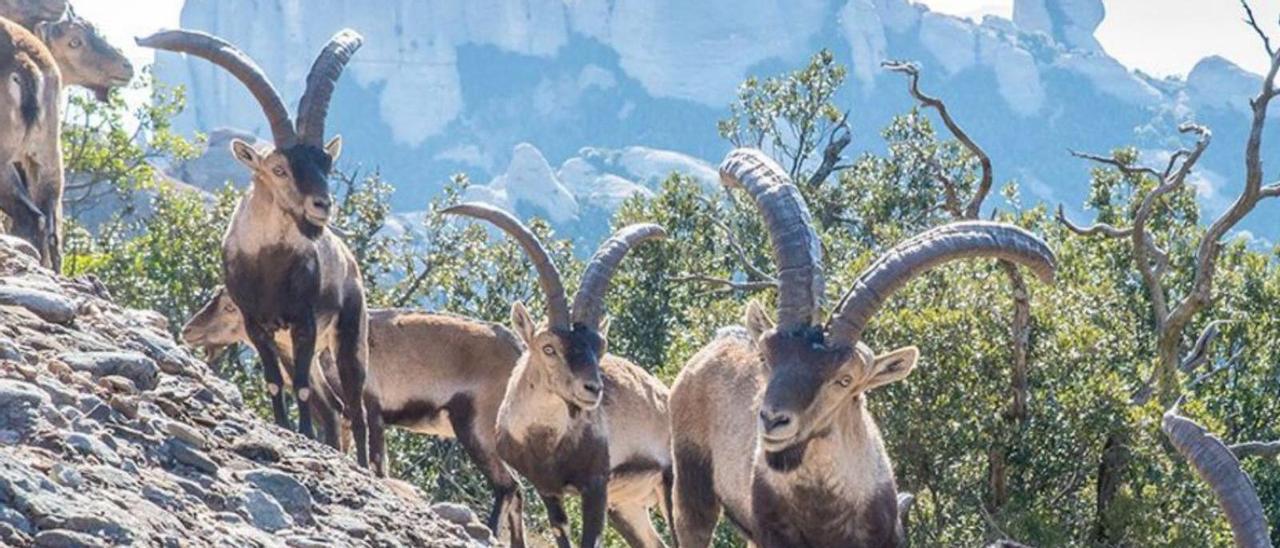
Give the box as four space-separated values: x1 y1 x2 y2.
0 15 60 271
670 320 915 548
182 295 529 547
496 304 674 548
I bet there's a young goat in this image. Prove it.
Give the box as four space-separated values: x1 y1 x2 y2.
139 29 384 474
181 288 531 546
445 203 673 548
669 149 1057 547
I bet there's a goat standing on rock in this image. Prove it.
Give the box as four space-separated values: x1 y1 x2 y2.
138 29 384 475
669 149 1057 547
445 203 674 548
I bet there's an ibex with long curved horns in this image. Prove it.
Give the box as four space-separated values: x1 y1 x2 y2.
138 29 385 474
444 203 674 548
669 149 1057 547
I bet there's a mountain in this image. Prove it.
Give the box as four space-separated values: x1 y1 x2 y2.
154 0 1280 244
0 235 492 546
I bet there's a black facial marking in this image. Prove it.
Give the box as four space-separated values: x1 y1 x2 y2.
284 143 333 197
559 324 604 378
764 441 809 472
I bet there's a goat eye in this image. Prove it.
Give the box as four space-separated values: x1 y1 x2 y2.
541 345 556 356
271 166 287 177
837 376 853 388
69 38 82 48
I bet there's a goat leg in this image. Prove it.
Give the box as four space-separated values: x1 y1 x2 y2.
246 323 292 430
289 317 317 440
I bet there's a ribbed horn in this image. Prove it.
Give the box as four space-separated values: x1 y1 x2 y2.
296 29 363 145
442 203 570 329
571 224 667 328
719 148 824 329
136 29 296 147
827 221 1055 346
1163 407 1271 548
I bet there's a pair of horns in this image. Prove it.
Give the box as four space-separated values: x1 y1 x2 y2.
719 148 1056 346
137 28 362 148
442 204 665 331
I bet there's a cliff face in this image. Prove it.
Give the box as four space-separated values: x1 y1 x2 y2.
0 236 492 547
155 0 1279 243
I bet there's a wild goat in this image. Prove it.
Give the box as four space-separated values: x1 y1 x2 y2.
445 203 674 548
0 10 131 261
0 16 61 271
669 149 1057 547
181 288 531 547
139 29 384 474
35 8 133 100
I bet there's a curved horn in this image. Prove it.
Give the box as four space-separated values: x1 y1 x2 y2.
136 29 296 146
720 148 824 330
296 29 363 145
571 223 667 328
827 221 1055 346
442 203 570 329
1163 407 1271 548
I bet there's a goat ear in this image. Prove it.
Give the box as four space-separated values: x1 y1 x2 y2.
865 346 918 391
743 300 773 344
325 135 343 162
510 301 536 345
230 139 262 170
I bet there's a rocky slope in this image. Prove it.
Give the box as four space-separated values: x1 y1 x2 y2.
0 236 492 547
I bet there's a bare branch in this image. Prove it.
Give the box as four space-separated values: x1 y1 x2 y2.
1069 150 1161 180
1056 204 1133 238
1179 319 1232 373
1241 0 1275 58
666 275 777 293
806 110 852 189
1231 441 1280 459
883 60 993 218
697 196 779 284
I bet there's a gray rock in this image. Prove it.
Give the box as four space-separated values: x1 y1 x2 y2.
58 352 159 391
0 379 52 436
33 528 107 548
167 439 218 475
63 433 121 466
158 419 206 449
37 378 78 407
0 520 32 545
0 286 76 324
141 484 181 511
0 504 32 534
244 469 312 524
431 502 479 527
238 487 293 532
50 463 84 489
0 234 39 259
0 337 22 361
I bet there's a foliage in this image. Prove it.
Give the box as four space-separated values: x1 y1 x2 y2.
61 71 203 217
55 48 1280 548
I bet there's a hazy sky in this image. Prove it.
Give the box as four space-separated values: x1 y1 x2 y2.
74 0 1280 81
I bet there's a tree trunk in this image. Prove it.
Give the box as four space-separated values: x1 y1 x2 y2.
1093 432 1131 544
